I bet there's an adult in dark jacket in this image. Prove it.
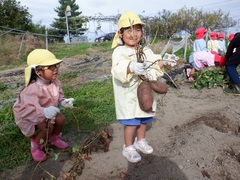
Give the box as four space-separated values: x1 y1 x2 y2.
223 32 240 95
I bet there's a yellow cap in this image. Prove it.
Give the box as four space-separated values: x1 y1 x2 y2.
24 49 62 86
111 11 145 48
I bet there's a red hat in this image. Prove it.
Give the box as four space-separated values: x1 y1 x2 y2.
196 27 207 34
210 32 218 40
195 27 207 39
218 33 224 38
228 34 235 41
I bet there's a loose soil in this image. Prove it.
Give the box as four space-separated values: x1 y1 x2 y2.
1 50 240 180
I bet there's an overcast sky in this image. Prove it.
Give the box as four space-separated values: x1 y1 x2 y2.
19 0 239 27
19 0 239 41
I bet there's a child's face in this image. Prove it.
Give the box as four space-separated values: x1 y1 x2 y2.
38 64 60 82
120 24 143 48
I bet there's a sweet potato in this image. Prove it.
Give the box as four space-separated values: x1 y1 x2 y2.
137 81 153 112
149 80 168 94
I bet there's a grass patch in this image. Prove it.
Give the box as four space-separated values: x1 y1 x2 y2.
48 41 113 59
0 58 26 71
62 80 115 132
49 43 92 58
0 34 45 70
0 81 7 92
0 39 113 71
0 104 31 171
61 71 78 79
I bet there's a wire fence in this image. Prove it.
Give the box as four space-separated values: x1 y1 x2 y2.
0 25 92 47
0 25 95 63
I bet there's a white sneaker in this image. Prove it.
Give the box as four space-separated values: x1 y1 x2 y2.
122 145 141 163
133 138 153 154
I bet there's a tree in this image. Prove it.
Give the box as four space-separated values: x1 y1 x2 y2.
0 0 34 30
168 7 237 36
31 21 47 34
148 6 237 39
158 9 173 38
51 0 88 40
172 7 201 35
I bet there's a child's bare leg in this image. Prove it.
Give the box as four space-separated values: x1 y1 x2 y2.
35 121 53 143
136 123 146 140
124 125 137 146
187 68 196 81
52 113 65 135
190 68 195 77
134 123 153 154
122 125 141 163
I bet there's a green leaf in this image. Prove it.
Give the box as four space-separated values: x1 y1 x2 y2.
72 145 80 153
53 153 59 160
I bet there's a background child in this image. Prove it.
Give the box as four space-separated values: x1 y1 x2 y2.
207 32 225 67
13 49 74 162
223 32 240 95
218 33 226 55
207 32 220 54
228 33 235 46
193 27 207 52
187 51 217 81
111 11 167 163
186 27 208 81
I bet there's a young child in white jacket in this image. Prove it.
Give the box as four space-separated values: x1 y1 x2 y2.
111 11 167 163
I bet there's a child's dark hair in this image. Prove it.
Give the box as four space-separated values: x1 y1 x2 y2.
119 28 125 45
29 66 43 83
18 66 43 100
119 28 124 34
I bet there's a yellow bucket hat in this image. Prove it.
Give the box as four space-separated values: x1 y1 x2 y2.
111 11 145 49
24 49 62 86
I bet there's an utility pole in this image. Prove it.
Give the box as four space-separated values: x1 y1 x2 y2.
45 28 48 50
65 5 71 44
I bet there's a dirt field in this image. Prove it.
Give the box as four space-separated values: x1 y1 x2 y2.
1 52 240 180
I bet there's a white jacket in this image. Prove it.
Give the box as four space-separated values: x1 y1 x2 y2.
207 40 220 53
111 45 163 120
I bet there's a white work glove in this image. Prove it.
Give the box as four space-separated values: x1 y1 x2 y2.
129 62 145 75
143 61 153 69
61 98 74 107
43 106 60 119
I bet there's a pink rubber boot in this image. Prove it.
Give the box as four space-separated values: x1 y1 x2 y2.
30 138 47 162
49 133 69 149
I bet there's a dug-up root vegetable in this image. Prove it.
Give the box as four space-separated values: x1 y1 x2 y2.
137 81 154 112
137 80 168 112
149 80 168 94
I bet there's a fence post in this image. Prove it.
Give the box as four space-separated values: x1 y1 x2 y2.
183 35 188 62
18 33 26 58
